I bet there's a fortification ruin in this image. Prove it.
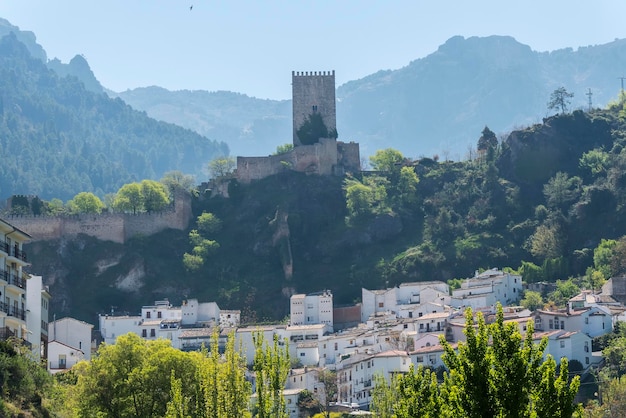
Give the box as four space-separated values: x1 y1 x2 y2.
236 71 360 183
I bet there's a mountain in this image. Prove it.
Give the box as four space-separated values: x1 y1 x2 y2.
116 36 626 160
0 31 227 201
110 87 291 158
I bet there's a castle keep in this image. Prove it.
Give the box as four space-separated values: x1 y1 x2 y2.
236 71 360 183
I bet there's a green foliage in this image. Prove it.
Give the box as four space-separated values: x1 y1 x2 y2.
0 33 226 201
580 148 609 176
141 179 170 212
296 113 335 145
161 170 196 195
208 156 236 179
113 182 144 214
67 191 106 214
520 290 544 311
543 172 582 210
369 148 405 173
252 333 290 418
547 279 581 307
273 143 294 155
547 87 574 114
197 212 223 235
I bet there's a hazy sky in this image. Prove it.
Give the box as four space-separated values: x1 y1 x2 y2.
1 1 625 100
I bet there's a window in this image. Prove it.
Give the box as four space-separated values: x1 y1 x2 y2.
586 357 589 365
416 356 424 362
300 352 305 357
560 321 565 330
150 329 155 337
146 311 151 319
378 302 384 308
560 340 565 348
59 354 67 369
157 311 162 319
585 317 589 324
549 319 554 329
142 329 147 337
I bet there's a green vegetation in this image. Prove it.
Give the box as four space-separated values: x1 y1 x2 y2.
208 156 236 179
371 304 581 417
296 113 337 145
0 33 227 201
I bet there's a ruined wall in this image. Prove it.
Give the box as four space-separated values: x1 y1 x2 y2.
337 141 361 174
292 71 336 146
5 192 192 244
236 138 340 184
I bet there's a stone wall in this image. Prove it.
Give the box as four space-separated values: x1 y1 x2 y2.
5 191 192 244
236 138 341 184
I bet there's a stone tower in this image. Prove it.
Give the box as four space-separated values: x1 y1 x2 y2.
292 70 337 146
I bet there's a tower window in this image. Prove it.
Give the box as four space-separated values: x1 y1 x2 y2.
312 105 318 112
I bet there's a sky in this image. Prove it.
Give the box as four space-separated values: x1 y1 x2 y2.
0 1 625 100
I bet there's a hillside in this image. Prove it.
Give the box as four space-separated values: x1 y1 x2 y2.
116 35 626 160
23 104 626 324
0 31 227 201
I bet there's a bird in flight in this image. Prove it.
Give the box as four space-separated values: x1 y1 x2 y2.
190 5 193 10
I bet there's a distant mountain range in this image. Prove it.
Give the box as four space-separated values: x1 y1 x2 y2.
2 17 626 162
116 35 626 160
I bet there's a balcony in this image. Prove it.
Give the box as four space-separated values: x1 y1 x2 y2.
0 326 15 339
0 241 7 255
10 246 28 262
7 273 25 289
0 303 25 321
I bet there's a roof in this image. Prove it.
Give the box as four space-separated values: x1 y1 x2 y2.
417 312 451 320
179 328 214 339
52 317 94 328
374 349 409 358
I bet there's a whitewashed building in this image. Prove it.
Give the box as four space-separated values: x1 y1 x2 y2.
290 290 333 330
336 350 411 408
451 268 522 309
25 275 51 360
361 281 449 323
0 219 31 344
48 317 93 373
99 314 141 344
532 306 612 338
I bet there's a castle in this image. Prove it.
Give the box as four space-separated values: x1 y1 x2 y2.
235 71 360 183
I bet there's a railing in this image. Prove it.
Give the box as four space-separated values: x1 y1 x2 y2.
0 242 8 254
0 326 15 339
0 303 26 321
10 246 27 262
0 270 7 282
7 273 25 289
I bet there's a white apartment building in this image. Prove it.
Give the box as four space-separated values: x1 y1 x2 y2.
0 219 31 344
361 281 450 322
336 350 411 408
451 268 522 309
25 275 51 360
290 290 333 330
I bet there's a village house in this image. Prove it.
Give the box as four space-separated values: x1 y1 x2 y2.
290 290 334 331
451 268 522 309
47 317 93 373
532 305 612 338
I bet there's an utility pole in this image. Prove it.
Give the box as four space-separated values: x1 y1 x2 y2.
586 88 593 111
620 77 626 103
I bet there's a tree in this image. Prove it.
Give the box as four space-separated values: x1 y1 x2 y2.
141 179 170 212
547 87 574 114
67 192 105 214
161 170 196 195
369 373 397 418
543 172 582 210
547 279 581 307
208 156 236 179
530 224 564 261
369 148 405 174
520 290 544 311
197 212 222 235
439 304 580 417
114 182 143 214
392 365 441 418
252 333 290 418
477 126 498 161
295 113 335 146
315 369 337 417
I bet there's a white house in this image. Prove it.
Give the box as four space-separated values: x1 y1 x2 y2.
361 281 449 323
99 314 142 344
48 340 86 374
290 290 333 330
534 330 600 369
48 317 94 373
451 268 522 309
410 343 451 369
25 275 51 361
532 306 612 338
235 325 283 365
336 350 411 408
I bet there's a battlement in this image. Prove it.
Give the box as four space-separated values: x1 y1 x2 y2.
292 70 335 77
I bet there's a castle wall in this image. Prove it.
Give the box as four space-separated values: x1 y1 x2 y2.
236 138 340 184
337 141 361 173
5 192 192 244
292 71 336 146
